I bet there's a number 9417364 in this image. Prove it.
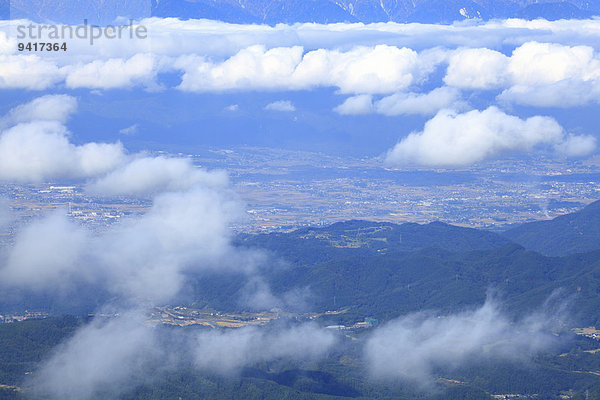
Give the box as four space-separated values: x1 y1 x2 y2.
18 42 67 51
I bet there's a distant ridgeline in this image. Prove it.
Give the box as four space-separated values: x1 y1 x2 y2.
3 200 600 326
2 0 600 24
229 200 600 324
150 0 600 24
504 199 600 257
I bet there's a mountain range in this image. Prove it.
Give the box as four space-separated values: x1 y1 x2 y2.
504 199 600 257
150 0 600 24
3 0 600 25
188 200 600 325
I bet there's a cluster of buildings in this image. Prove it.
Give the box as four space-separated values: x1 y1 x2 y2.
0 311 48 323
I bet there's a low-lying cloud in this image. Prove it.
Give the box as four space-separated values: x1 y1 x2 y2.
365 296 566 385
1 186 245 303
30 311 337 400
192 323 337 374
87 156 229 196
32 312 162 400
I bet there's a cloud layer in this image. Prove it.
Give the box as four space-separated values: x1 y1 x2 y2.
1 18 599 101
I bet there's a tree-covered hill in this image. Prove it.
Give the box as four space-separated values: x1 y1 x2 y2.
503 200 600 257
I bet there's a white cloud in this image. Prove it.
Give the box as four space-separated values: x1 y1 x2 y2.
264 100 296 112
293 45 425 94
0 95 125 182
177 44 430 94
385 107 596 167
556 134 598 157
0 54 65 90
0 94 335 400
87 156 229 197
444 48 510 89
334 94 373 115
4 210 91 291
1 185 245 303
192 323 337 374
375 87 464 116
365 297 565 385
119 123 139 135
32 312 162 400
0 31 16 54
497 80 600 107
0 120 125 182
1 19 600 101
335 87 463 116
508 42 600 86
445 42 600 107
0 94 77 127
32 313 336 400
65 53 157 89
177 45 304 92
0 96 248 303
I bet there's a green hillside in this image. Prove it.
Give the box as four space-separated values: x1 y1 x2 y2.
503 200 600 256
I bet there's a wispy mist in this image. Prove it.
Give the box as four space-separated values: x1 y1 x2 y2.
364 295 568 386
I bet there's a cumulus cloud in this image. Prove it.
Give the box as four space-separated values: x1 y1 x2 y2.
556 134 598 157
293 45 425 94
0 54 65 90
444 48 510 89
64 53 158 89
365 296 566 385
2 18 600 95
385 107 596 167
445 42 600 107
375 87 464 116
446 42 600 91
0 95 125 182
177 45 304 92
508 42 600 86
497 79 600 108
177 44 430 94
0 120 125 182
334 94 373 115
0 94 77 127
335 87 463 116
264 100 296 112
